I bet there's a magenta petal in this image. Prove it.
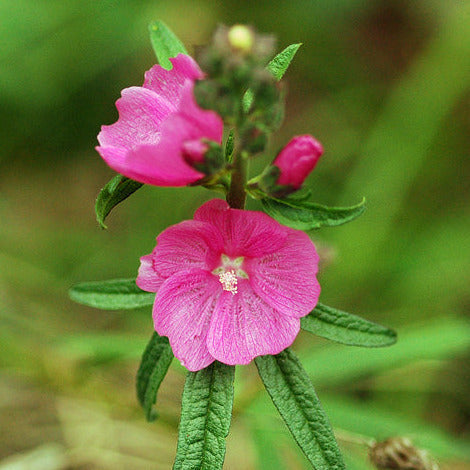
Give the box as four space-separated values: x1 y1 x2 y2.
153 269 221 371
123 142 205 186
152 220 224 278
176 83 223 143
207 280 300 365
245 229 320 318
97 87 173 150
136 254 165 293
143 54 204 100
194 199 287 257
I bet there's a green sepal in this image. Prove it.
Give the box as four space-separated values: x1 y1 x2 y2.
261 196 366 230
301 303 397 347
173 362 235 470
95 175 143 229
136 332 174 421
255 348 345 469
69 278 155 310
149 20 188 70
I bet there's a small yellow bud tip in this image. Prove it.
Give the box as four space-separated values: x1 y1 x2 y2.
227 25 254 52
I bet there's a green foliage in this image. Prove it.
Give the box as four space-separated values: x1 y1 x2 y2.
255 348 345 469
300 317 470 387
95 175 143 229
243 43 301 112
69 278 154 310
267 43 302 80
225 129 235 162
301 303 397 347
261 196 365 230
136 332 174 421
149 20 188 69
174 362 235 470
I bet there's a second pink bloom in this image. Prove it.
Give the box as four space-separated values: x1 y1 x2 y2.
137 199 321 371
96 54 224 186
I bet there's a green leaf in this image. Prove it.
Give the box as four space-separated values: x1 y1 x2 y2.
173 362 235 470
243 43 301 112
255 348 345 469
267 43 302 81
301 303 397 347
225 129 235 162
136 332 174 421
95 175 143 229
69 278 155 310
261 196 366 230
149 20 188 70
300 317 470 387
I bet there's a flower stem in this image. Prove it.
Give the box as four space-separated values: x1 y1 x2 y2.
227 136 247 209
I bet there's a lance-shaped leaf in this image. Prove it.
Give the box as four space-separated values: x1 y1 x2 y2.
69 278 155 310
301 303 397 347
261 196 365 230
95 175 143 229
255 348 345 470
136 332 174 421
244 43 302 112
149 20 188 70
267 43 302 80
173 362 235 470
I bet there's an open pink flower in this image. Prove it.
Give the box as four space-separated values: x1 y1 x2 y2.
274 135 323 189
137 199 320 371
96 54 224 186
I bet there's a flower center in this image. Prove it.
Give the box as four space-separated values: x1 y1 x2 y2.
212 254 248 295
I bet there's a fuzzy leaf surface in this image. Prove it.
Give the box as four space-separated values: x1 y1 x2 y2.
149 20 188 70
173 362 235 470
301 303 397 347
69 278 155 310
261 196 366 230
95 175 143 229
255 348 345 469
136 332 174 421
267 43 302 80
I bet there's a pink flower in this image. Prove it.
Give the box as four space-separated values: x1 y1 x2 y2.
274 135 323 189
96 55 224 186
137 199 321 371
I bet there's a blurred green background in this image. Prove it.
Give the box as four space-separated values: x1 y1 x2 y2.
1 0 469 468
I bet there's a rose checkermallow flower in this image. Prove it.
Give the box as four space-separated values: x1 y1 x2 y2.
96 54 224 186
136 198 321 371
274 135 323 190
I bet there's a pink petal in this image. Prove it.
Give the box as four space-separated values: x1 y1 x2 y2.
274 135 323 189
176 83 224 143
97 87 173 150
194 199 288 257
136 254 166 293
153 269 221 371
245 229 320 318
110 82 223 186
152 220 224 278
122 141 205 186
207 280 301 365
143 54 204 101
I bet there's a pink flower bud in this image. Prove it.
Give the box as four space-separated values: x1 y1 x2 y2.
273 135 323 189
182 139 209 165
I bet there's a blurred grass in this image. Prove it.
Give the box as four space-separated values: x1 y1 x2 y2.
0 0 469 468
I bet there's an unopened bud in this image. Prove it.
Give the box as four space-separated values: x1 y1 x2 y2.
274 135 323 189
182 138 209 164
369 437 439 470
227 25 254 53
